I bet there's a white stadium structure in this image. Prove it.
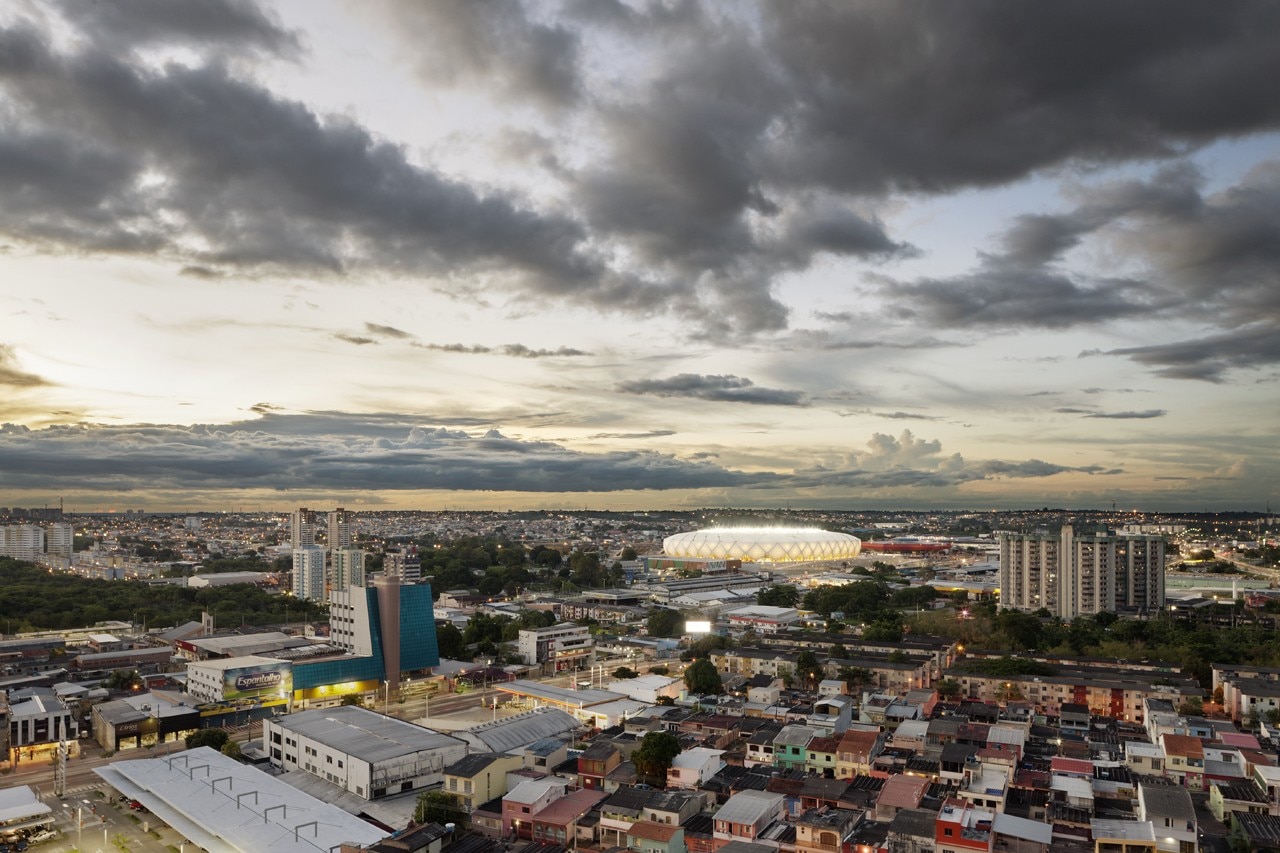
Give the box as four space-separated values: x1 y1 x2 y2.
662 527 862 563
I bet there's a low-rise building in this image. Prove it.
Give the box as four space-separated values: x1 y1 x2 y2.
667 748 725 790
262 706 466 800
713 790 786 848
442 752 523 814
517 623 594 671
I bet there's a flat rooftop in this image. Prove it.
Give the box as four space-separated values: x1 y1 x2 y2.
498 679 625 707
269 706 466 764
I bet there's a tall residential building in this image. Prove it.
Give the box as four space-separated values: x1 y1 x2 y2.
45 523 74 558
292 545 327 603
291 508 317 548
332 548 367 590
383 546 421 585
999 525 1165 619
0 525 45 562
327 508 353 549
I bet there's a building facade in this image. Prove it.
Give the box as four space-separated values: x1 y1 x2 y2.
332 548 367 590
518 623 594 670
999 525 1165 618
292 545 327 602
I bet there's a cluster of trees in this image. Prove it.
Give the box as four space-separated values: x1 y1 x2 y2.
408 537 627 597
0 558 326 632
802 579 947 624
910 602 1280 688
185 728 241 759
435 609 558 661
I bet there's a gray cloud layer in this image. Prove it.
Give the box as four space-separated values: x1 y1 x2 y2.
0 416 1107 495
618 374 808 406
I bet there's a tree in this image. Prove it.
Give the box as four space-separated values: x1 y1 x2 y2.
186 728 230 750
830 643 848 660
436 622 465 660
221 739 243 761
647 608 683 638
106 669 141 691
757 584 800 608
935 677 963 700
863 618 903 642
1178 696 1204 716
632 731 681 787
613 666 639 679
415 789 469 826
684 659 723 695
796 650 823 687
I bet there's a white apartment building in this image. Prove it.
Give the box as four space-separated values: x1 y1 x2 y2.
999 525 1164 618
292 545 327 602
45 523 74 558
262 706 466 799
518 623 593 670
0 524 45 562
329 585 375 656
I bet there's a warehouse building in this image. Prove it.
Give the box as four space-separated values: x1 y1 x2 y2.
262 705 466 800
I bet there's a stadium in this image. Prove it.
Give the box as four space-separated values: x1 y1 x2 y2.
662 527 861 563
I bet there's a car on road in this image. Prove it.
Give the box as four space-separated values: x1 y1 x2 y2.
129 800 147 812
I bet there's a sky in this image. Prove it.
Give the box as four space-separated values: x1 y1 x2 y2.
0 0 1278 514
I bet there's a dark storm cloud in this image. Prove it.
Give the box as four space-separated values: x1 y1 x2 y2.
755 1 1280 194
0 345 49 388
0 14 622 312
54 0 298 55
1106 326 1280 382
618 374 807 407
0 416 1111 494
873 160 1280 378
7 1 1280 340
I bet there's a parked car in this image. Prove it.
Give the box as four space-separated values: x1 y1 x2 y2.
129 800 146 812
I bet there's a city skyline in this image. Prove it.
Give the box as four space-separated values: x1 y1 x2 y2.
1 1 1278 513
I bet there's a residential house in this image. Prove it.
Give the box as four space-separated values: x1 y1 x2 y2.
1161 734 1205 790
502 778 568 840
713 790 786 849
1208 781 1268 823
1137 783 1197 853
837 729 884 779
669 748 726 790
876 774 930 822
886 807 938 853
1089 819 1157 853
442 753 523 813
601 787 654 847
629 821 687 853
774 725 820 771
642 790 705 827
795 807 861 853
580 740 623 790
806 736 842 778
531 788 607 847
935 798 994 853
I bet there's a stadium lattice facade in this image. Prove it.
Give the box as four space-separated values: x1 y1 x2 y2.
662 527 861 563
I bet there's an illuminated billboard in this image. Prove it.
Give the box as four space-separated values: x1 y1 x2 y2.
685 621 712 634
223 660 293 701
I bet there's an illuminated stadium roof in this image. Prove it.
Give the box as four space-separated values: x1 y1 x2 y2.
662 527 861 563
